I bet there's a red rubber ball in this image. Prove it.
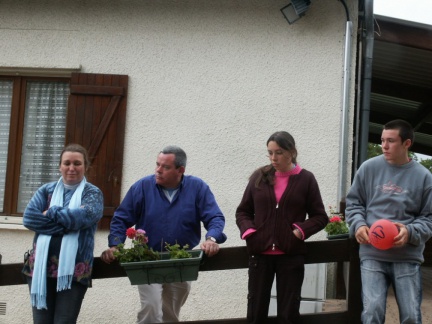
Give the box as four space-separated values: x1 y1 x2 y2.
369 219 399 250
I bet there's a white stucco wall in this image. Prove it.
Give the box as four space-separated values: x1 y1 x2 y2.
0 0 357 322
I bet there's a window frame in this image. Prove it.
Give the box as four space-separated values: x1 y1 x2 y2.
1 76 70 216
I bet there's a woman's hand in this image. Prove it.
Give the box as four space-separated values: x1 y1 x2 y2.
293 229 302 239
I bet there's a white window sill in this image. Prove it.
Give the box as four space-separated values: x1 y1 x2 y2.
0 216 26 230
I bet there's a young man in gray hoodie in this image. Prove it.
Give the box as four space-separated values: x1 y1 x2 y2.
346 119 432 324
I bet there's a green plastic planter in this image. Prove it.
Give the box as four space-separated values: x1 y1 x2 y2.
121 250 203 285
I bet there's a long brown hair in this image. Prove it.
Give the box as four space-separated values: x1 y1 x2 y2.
254 131 297 188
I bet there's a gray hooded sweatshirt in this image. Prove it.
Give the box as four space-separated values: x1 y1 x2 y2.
346 155 432 264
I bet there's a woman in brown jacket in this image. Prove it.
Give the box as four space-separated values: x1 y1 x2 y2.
236 131 328 324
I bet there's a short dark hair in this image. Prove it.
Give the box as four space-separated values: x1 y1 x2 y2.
160 145 187 168
59 143 90 171
384 119 414 147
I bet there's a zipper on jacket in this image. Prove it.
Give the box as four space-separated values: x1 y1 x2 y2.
273 203 278 251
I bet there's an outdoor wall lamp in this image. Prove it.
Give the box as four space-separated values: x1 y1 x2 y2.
280 0 311 24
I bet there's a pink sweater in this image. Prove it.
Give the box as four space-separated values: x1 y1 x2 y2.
242 165 303 254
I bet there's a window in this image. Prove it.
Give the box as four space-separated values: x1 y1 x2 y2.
0 72 128 229
0 77 69 214
0 80 13 212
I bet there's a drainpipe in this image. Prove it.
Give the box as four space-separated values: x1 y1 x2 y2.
337 1 353 208
338 0 375 208
358 0 374 164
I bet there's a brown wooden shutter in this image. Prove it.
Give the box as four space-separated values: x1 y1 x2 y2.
66 73 128 229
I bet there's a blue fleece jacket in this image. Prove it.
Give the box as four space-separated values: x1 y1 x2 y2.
22 181 104 286
108 175 227 251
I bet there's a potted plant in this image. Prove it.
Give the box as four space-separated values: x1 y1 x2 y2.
114 227 203 285
325 205 349 240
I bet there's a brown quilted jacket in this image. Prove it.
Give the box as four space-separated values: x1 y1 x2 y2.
236 168 328 255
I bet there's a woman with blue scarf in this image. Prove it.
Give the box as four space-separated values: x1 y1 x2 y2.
22 144 104 324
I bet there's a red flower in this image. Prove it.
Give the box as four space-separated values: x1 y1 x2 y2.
126 228 137 239
330 216 342 223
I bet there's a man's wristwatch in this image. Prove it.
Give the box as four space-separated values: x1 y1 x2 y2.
206 236 217 243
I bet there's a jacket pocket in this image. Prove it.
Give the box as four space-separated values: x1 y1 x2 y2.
277 227 306 255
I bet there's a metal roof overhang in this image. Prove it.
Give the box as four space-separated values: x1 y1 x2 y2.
369 15 432 155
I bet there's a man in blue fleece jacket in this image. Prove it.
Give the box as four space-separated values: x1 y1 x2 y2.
101 145 226 323
346 119 432 324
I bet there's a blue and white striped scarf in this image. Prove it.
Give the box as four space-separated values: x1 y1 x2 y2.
31 177 86 309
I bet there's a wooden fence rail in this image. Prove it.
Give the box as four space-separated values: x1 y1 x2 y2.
0 238 366 323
